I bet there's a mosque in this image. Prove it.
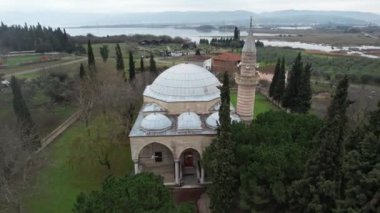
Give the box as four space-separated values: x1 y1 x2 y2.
129 20 258 186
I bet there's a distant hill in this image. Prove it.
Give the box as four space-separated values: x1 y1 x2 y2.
82 10 380 26
2 10 380 27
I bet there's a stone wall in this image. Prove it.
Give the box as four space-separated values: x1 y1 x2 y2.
144 97 220 115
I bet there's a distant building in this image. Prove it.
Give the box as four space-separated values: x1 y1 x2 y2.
211 52 241 73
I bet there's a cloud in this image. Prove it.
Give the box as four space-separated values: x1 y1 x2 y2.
0 0 379 13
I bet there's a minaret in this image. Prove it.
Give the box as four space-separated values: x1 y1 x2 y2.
235 17 259 123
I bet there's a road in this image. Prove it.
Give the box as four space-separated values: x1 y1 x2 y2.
3 57 86 79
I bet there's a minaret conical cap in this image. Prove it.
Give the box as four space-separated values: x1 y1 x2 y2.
242 17 256 53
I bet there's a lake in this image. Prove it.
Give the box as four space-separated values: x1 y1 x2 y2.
66 27 380 59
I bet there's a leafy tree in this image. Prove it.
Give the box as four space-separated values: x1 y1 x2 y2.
79 63 86 79
273 57 286 103
87 40 95 68
10 76 40 151
140 56 145 72
128 51 135 81
99 45 109 62
337 103 380 212
295 63 312 113
282 52 303 111
149 54 157 74
34 72 73 103
73 173 192 212
115 43 125 75
235 111 323 211
203 72 238 213
269 58 280 98
289 76 351 212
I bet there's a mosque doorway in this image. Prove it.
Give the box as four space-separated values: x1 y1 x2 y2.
180 149 202 185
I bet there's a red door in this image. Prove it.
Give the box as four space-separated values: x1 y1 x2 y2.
183 151 193 167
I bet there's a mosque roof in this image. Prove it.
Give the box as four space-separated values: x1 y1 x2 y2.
143 63 221 102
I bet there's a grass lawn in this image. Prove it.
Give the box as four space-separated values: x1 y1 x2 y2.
22 118 133 213
230 91 279 117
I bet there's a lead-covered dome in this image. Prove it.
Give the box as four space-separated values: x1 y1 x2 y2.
178 112 202 130
141 113 172 132
206 112 241 129
143 63 221 102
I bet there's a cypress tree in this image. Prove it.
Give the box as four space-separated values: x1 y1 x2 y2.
79 63 86 79
87 40 95 68
273 57 286 103
140 57 145 72
10 76 40 150
129 51 135 81
149 54 157 74
289 76 351 212
203 72 238 213
99 45 109 62
282 52 303 111
296 63 312 113
115 43 125 74
269 58 281 98
233 27 240 40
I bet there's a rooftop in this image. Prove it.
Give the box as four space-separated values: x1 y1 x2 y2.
213 52 241 62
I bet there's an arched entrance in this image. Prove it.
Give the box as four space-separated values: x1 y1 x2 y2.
179 148 202 185
138 142 174 183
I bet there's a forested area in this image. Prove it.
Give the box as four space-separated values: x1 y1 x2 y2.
0 23 75 53
204 69 380 212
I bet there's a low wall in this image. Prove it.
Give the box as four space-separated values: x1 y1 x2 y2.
35 111 80 153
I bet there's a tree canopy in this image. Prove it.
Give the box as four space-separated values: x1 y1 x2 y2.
0 22 75 53
73 173 194 213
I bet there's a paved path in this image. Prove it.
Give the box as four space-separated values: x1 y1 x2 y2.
3 58 86 79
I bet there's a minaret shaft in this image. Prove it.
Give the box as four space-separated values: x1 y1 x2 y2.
235 18 259 123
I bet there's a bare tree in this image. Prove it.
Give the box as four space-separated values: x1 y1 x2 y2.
0 124 34 211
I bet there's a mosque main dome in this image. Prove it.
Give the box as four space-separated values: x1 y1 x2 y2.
143 63 221 102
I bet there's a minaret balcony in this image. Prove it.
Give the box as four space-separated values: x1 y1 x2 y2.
235 72 258 86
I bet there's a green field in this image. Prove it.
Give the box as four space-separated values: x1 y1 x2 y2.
230 91 279 117
256 46 380 84
2 55 41 66
22 119 133 213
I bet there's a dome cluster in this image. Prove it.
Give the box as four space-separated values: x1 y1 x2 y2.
141 111 241 132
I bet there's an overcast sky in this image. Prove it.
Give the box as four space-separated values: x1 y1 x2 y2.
1 0 380 14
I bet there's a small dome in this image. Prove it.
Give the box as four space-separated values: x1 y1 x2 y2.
206 112 241 129
143 63 221 102
178 112 202 130
211 102 236 112
141 113 172 131
142 103 164 112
